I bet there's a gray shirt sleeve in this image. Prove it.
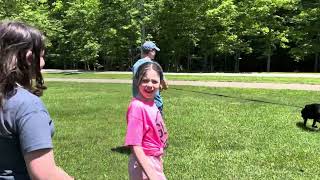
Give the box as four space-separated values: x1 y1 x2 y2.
17 98 54 155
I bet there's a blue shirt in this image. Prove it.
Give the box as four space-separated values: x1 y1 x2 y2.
132 58 164 109
0 87 54 179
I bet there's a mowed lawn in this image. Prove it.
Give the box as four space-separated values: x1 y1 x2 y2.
42 82 320 179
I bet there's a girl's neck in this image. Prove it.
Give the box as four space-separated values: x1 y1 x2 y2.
136 94 154 103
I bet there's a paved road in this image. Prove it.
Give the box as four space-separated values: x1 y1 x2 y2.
42 69 320 78
45 78 320 91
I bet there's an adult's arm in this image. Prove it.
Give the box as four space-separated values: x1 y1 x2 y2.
132 146 158 180
24 149 74 180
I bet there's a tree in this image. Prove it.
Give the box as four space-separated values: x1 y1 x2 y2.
63 0 101 70
98 0 142 70
290 0 320 71
246 0 296 72
0 0 64 66
202 0 252 72
157 0 201 72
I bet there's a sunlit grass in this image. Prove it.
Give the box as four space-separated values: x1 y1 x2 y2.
42 82 320 179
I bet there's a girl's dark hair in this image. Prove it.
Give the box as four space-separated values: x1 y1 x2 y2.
133 61 163 89
0 21 46 107
28 26 46 96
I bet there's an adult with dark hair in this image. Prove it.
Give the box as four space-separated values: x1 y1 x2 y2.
132 41 168 114
0 21 73 180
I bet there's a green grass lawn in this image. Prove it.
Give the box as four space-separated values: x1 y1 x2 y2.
43 72 320 84
42 82 320 179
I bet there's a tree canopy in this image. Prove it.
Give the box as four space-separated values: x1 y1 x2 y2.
1 0 319 72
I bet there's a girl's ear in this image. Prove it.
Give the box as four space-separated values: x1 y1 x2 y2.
26 50 33 65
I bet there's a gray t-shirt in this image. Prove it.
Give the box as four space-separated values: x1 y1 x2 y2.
0 87 54 180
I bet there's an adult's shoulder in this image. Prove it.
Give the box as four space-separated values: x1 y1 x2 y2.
5 87 47 114
132 58 151 74
133 58 149 65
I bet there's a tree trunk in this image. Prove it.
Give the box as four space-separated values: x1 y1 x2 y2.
63 58 66 70
224 55 228 72
266 37 272 72
267 54 271 72
314 53 319 72
210 55 214 72
87 62 90 71
104 57 108 71
84 61 90 70
234 53 240 73
203 53 208 72
187 54 191 72
175 55 180 72
317 32 320 72
110 57 113 71
140 0 145 57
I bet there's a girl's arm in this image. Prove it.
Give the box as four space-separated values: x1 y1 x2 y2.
24 149 74 180
132 146 158 180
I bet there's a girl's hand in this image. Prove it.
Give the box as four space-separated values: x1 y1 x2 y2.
132 146 158 180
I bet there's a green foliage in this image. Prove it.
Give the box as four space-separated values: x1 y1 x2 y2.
290 3 320 60
62 0 102 70
243 0 298 71
0 0 318 72
98 0 142 70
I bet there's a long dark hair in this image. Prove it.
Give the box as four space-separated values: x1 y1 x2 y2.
28 26 46 96
0 21 45 107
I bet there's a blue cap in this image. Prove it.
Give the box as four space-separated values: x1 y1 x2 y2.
142 41 160 51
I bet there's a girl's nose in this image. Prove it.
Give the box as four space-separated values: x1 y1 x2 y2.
146 81 153 88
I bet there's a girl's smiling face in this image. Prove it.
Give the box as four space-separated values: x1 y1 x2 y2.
138 69 160 101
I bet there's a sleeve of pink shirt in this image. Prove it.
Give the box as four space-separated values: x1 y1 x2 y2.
125 101 145 146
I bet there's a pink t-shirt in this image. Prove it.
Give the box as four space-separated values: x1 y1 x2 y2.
125 98 168 157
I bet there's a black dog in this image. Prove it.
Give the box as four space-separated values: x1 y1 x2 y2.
301 103 320 128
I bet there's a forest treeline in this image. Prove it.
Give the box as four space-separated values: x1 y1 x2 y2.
1 0 319 72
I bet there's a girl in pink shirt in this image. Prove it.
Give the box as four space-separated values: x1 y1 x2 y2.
125 61 168 180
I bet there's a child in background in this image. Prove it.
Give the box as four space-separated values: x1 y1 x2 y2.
132 41 168 115
125 61 168 180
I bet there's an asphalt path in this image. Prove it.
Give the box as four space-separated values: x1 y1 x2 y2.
43 69 320 78
43 69 320 91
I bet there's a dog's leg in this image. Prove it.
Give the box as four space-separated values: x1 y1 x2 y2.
303 118 308 127
312 119 318 128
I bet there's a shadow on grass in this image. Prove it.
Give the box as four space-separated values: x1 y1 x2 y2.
296 121 320 132
111 146 131 155
172 87 303 108
57 72 84 75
